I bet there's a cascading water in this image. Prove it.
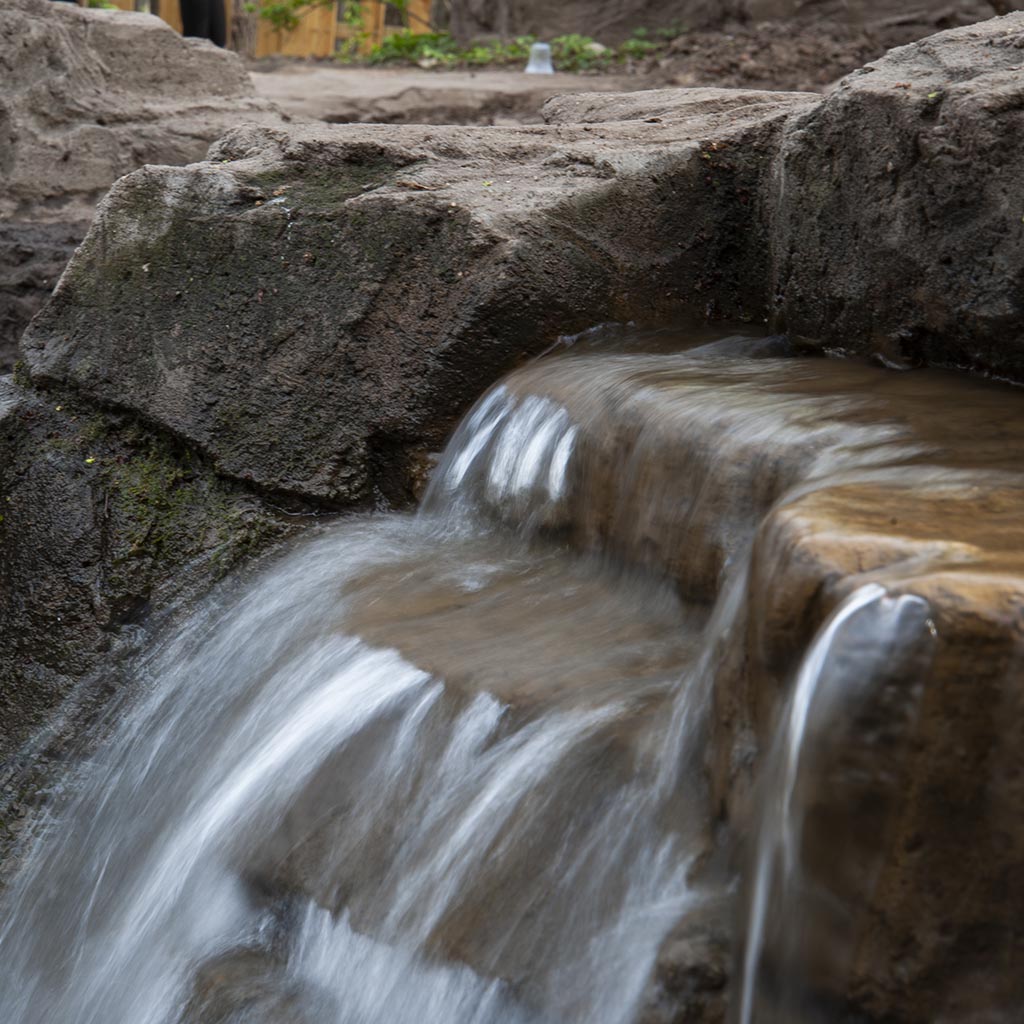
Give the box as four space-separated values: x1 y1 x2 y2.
2 328 1021 1024
737 585 936 1024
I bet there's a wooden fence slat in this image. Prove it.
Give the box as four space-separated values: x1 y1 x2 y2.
92 1 430 60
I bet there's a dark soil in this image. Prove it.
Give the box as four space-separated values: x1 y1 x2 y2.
645 22 896 92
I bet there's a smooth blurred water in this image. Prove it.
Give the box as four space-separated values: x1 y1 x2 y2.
4 335 1015 1024
0 515 703 1024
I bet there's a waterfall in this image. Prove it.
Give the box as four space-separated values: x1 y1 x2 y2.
737 585 936 1024
0 332 988 1024
0 513 705 1024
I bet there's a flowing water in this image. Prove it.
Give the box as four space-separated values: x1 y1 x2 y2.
1 327 1022 1024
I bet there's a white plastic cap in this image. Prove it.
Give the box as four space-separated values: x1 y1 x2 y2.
525 42 554 75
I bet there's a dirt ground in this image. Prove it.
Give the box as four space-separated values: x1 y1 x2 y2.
251 67 647 125
649 20 896 92
250 20 906 125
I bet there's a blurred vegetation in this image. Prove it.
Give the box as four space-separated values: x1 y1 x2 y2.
249 0 375 34
247 0 683 70
352 26 684 71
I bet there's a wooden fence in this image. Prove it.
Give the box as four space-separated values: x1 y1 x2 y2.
102 0 431 59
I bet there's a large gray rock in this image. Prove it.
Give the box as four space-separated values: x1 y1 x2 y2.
22 88 813 506
0 0 284 371
770 12 1024 378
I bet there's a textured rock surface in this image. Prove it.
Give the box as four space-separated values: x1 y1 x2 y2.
0 374 291 819
771 12 1024 378
448 344 1024 1023
720 480 1024 1023
22 88 813 505
0 223 88 368
699 389 1024 1021
0 0 283 370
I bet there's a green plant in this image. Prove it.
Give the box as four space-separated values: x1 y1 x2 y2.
255 0 406 35
363 30 534 67
349 23 684 72
618 36 659 61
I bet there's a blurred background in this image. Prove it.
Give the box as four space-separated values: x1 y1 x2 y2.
79 0 1021 88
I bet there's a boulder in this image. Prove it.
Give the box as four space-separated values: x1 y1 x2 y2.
0 0 284 371
770 12 1024 378
436 342 1024 1023
21 88 814 505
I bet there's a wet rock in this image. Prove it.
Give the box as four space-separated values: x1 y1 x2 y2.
713 478 1024 1022
0 374 291 790
179 949 312 1024
636 910 729 1024
22 88 813 505
771 12 1024 379
436 346 1024 1023
0 0 284 370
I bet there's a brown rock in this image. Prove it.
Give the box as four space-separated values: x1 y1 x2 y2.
0 0 284 370
21 89 813 506
770 12 1024 379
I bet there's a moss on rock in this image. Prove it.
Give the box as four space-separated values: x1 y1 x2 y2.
0 377 295 770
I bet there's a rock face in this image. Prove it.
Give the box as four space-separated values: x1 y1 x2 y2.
770 14 1024 378
22 88 814 505
0 374 290 826
20 15 1024 516
0 0 283 371
454 344 1024 1023
714 447 1024 1023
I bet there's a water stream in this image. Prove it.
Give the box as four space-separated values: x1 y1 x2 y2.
1 327 1021 1023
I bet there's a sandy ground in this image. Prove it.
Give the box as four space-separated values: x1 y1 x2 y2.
249 18 932 127
250 66 659 125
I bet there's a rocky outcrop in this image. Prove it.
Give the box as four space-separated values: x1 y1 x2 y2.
0 0 284 370
19 14 1024 519
0 374 291 817
22 88 814 505
440 340 1024 1023
770 14 1024 378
